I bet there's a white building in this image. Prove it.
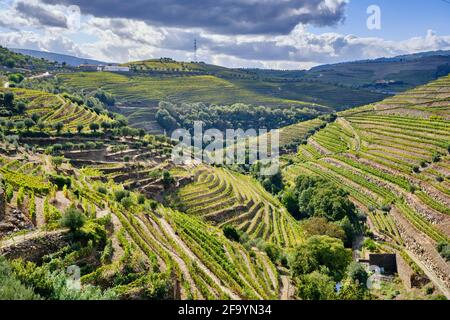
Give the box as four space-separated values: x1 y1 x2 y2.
98 65 130 72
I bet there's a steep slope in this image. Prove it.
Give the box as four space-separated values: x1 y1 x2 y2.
172 165 302 247
283 75 450 296
0 87 112 131
0 151 280 300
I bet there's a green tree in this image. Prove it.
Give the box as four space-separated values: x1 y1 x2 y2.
5 58 15 68
37 121 45 132
302 217 346 241
89 123 99 133
24 118 35 131
291 235 351 281
15 121 25 132
100 121 111 131
54 122 64 134
51 156 65 169
76 124 84 134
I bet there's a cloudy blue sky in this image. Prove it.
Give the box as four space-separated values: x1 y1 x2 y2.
0 0 449 69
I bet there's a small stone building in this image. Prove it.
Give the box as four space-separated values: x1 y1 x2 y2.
369 254 397 274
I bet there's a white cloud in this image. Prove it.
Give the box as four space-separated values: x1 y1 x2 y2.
1 1 449 69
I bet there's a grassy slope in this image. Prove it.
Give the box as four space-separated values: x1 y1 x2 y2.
58 72 329 134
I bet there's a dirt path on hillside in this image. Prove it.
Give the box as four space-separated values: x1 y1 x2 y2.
278 268 294 300
159 217 240 300
34 197 45 227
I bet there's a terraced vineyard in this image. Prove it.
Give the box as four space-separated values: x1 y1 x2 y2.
174 165 302 247
0 146 281 300
283 75 450 295
0 88 112 131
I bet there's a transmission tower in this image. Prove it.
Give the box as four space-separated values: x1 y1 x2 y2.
194 39 197 63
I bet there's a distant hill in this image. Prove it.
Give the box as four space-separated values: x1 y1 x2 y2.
10 48 107 67
0 46 55 71
244 51 450 95
302 51 450 94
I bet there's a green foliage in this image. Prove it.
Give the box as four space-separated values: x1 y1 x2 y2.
436 242 450 261
50 174 71 190
0 256 40 300
338 279 372 300
29 191 36 222
295 271 336 300
120 196 134 209
264 243 282 264
223 225 240 242
8 73 24 84
301 217 346 241
290 235 351 281
80 220 107 246
5 183 14 202
43 197 62 223
251 162 283 194
89 123 100 132
114 189 130 202
16 186 25 208
60 207 86 232
346 262 369 287
9 258 116 300
162 170 174 187
51 156 65 169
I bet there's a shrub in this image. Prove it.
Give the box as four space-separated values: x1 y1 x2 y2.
120 197 134 209
97 186 107 194
137 194 146 205
162 171 174 187
296 271 336 300
0 257 40 300
346 262 368 287
114 190 130 202
432 152 441 163
264 243 281 264
290 235 351 281
223 225 240 242
60 207 86 232
50 174 71 190
436 242 450 261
